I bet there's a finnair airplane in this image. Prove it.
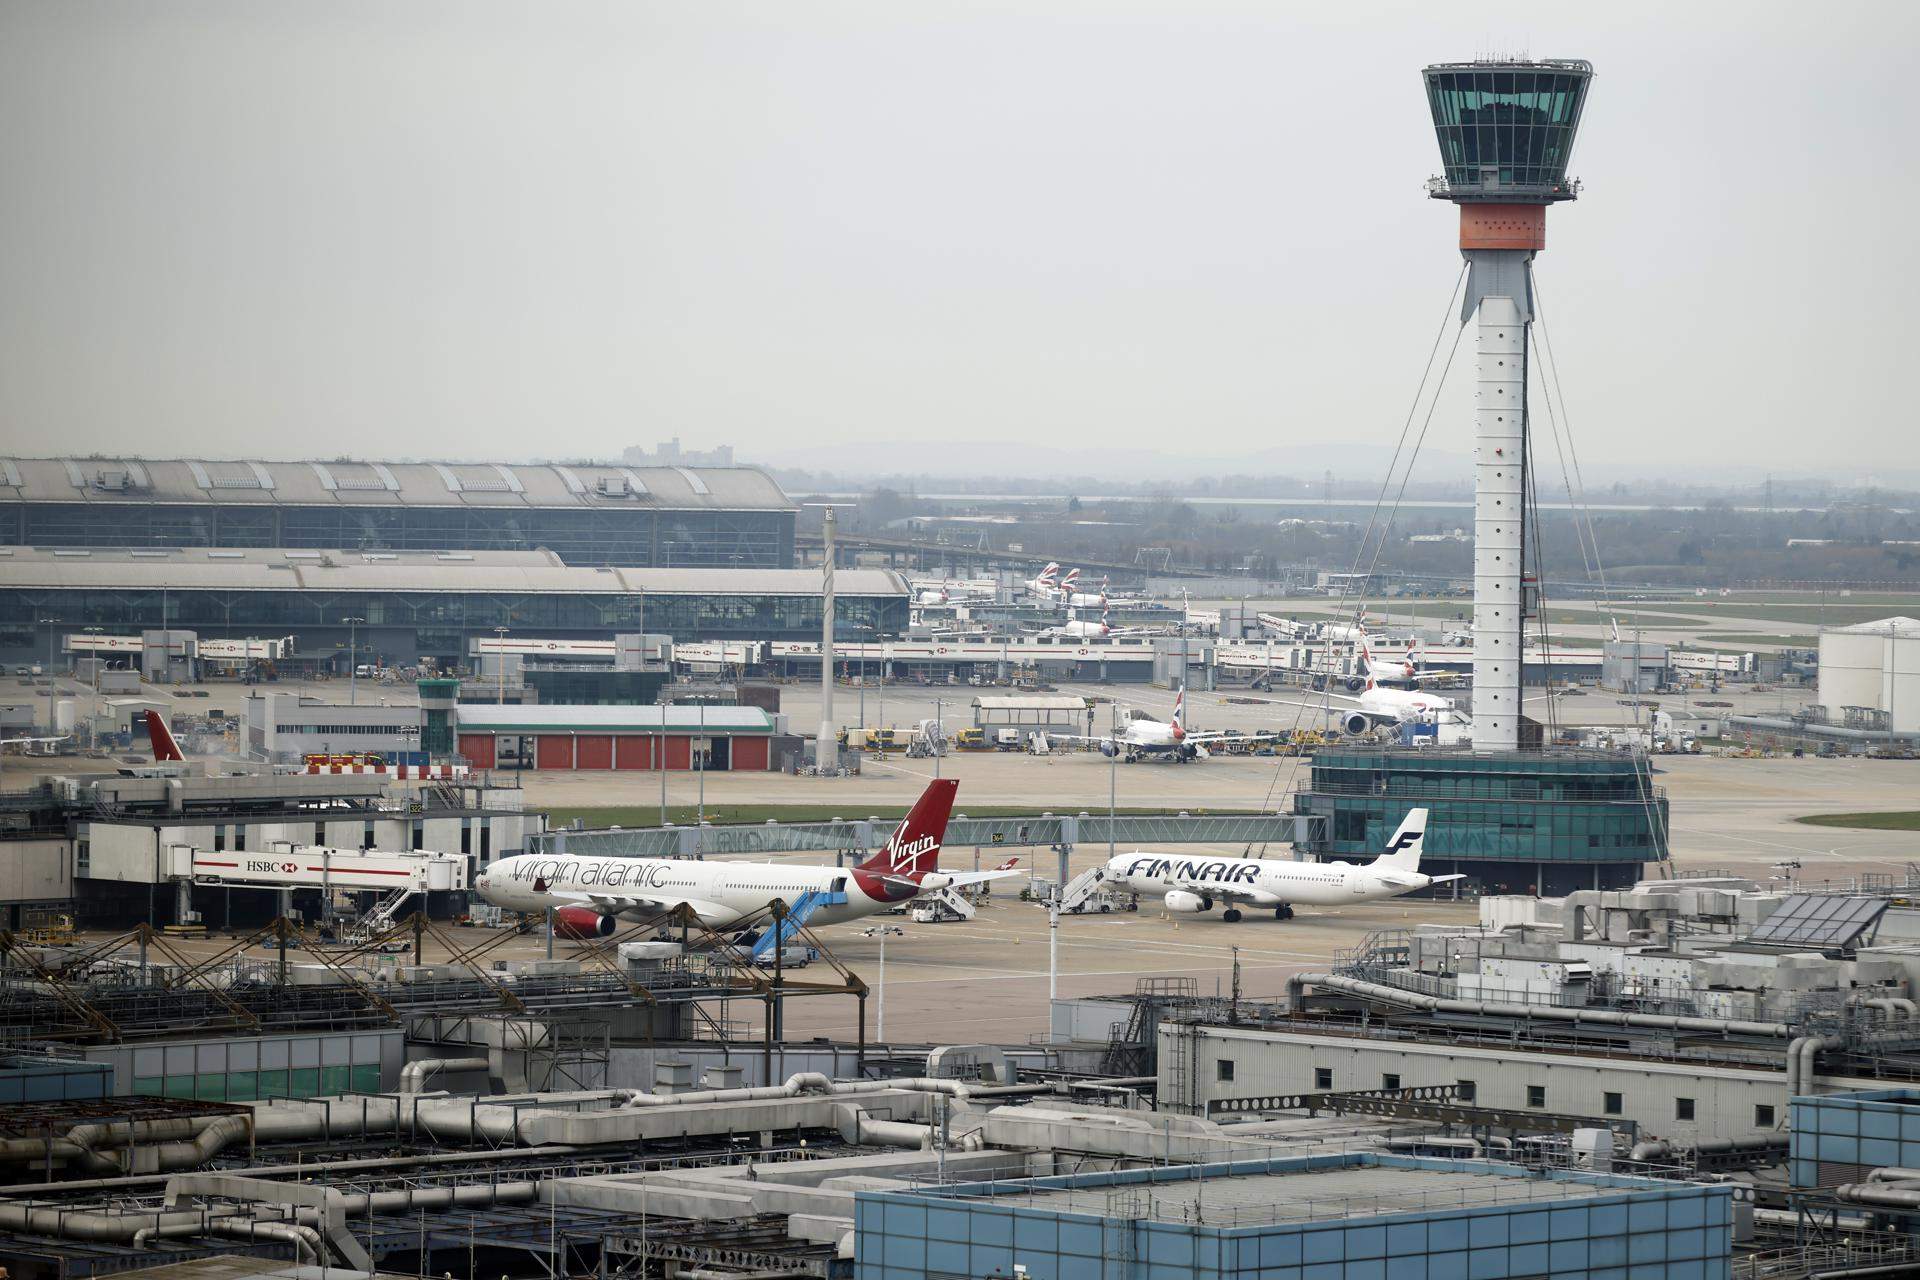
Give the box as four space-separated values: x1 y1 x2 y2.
1103 808 1456 921
476 779 1013 937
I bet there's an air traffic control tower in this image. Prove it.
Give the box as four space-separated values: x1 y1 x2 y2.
1423 59 1592 751
1296 60 1661 894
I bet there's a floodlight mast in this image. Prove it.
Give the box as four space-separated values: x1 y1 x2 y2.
806 503 851 773
1422 58 1592 750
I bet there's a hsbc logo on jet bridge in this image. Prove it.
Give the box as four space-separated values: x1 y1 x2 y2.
886 834 937 871
247 860 299 875
1126 858 1260 885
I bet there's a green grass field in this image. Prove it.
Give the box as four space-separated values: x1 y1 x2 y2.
1796 812 1920 831
540 802 1261 829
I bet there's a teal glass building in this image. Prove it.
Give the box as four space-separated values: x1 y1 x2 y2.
856 1152 1731 1280
1291 747 1669 895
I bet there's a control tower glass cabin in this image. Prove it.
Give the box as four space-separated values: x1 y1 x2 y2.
1423 60 1592 204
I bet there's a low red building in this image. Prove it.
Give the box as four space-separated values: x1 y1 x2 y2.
453 705 780 772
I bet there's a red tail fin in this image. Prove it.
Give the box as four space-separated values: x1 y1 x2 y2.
856 778 958 882
145 710 184 762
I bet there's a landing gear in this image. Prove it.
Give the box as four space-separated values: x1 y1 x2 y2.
1274 905 1294 921
1222 908 1243 923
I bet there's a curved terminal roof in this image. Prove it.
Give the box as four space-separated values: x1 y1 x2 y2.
0 546 904 597
0 457 793 512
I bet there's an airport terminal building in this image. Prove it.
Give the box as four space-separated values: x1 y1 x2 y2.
0 455 797 567
0 546 909 669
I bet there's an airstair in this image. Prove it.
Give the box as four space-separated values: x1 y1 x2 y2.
345 885 415 944
750 888 846 963
910 886 976 923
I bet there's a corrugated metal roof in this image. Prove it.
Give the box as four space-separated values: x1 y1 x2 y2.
972 696 1090 712
1837 616 1920 635
0 456 795 511
977 1164 1618 1226
0 547 908 597
455 705 774 734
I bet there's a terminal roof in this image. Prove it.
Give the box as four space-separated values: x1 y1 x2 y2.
0 456 794 511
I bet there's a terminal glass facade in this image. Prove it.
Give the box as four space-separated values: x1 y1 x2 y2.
0 587 907 666
1292 747 1668 895
2 503 795 568
1424 62 1591 195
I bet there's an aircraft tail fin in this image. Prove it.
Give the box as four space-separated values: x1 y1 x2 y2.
856 778 959 881
145 710 184 763
1370 808 1429 871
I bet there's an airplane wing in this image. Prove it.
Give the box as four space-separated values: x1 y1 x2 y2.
1 735 69 746
942 869 1024 889
1163 877 1275 905
548 888 732 920
1219 693 1399 726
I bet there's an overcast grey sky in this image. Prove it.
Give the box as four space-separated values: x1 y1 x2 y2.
2 1 1915 481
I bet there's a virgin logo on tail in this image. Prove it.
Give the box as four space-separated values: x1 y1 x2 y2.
853 778 959 901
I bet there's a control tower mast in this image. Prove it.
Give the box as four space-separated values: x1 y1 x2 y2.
1422 59 1592 751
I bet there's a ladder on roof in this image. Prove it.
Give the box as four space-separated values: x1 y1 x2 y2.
750 888 846 963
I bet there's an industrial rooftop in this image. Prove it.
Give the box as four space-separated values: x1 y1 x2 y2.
0 456 796 510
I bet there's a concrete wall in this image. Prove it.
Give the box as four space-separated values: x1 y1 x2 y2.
1160 1023 1812 1143
0 837 74 910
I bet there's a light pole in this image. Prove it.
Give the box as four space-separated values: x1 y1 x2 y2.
861 925 905 1041
83 626 104 746
342 616 366 706
697 698 706 824
933 697 942 779
39 617 61 734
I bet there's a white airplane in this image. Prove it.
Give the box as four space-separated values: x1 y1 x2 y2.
1025 562 1063 600
475 779 1014 937
1054 688 1262 763
1104 808 1459 921
1248 666 1468 738
1036 605 1114 640
1343 634 1456 690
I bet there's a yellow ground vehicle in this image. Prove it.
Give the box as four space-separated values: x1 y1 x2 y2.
22 911 75 945
954 727 987 750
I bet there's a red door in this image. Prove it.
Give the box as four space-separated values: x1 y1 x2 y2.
731 738 769 771
660 736 692 771
536 735 574 769
458 734 496 769
576 735 613 769
615 736 654 770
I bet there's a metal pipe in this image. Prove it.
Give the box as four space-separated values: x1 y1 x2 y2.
399 1056 491 1094
1835 1182 1920 1209
207 1216 322 1263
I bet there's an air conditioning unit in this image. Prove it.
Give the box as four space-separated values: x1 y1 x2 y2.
94 470 130 491
596 476 630 498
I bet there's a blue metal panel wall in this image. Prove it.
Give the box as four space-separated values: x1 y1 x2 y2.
1790 1088 1920 1188
855 1154 1732 1280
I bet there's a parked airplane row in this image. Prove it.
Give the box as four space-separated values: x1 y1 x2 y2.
474 779 1449 938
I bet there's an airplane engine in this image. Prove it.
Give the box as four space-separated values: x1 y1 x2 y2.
1163 890 1212 914
1343 712 1372 736
553 905 619 940
1100 740 1120 758
1345 676 1367 692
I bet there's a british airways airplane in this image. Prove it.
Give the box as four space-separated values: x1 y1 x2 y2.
1100 809 1457 922
476 779 1013 938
